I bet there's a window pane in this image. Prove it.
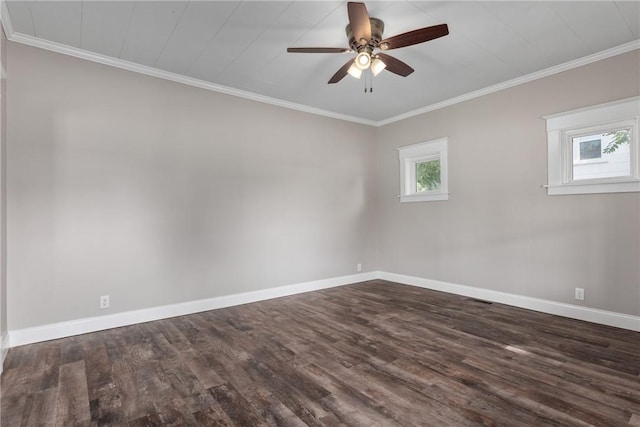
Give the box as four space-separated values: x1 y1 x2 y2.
416 159 441 192
572 129 631 181
579 139 601 160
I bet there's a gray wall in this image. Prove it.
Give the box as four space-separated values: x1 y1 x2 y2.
376 50 640 316
6 40 640 333
7 42 378 330
1 27 7 347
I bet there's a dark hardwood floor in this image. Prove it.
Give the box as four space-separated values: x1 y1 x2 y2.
2 280 639 426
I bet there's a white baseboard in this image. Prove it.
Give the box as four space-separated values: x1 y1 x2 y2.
0 332 9 373
380 272 640 332
9 270 638 347
9 271 379 347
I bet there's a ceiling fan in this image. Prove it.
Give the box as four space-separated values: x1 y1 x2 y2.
287 2 449 85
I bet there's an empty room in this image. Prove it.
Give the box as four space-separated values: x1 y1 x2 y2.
0 1 639 425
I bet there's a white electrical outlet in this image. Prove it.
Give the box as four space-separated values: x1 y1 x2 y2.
357 263 362 272
574 288 585 301
100 295 110 309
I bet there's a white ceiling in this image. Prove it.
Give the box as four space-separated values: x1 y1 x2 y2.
3 1 640 123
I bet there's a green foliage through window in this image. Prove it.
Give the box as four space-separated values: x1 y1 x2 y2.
603 129 630 154
416 160 441 192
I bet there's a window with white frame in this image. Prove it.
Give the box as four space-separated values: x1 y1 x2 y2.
398 137 448 202
543 97 639 195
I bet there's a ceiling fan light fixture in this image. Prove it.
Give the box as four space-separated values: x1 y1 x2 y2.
371 56 386 76
354 51 371 70
347 62 363 79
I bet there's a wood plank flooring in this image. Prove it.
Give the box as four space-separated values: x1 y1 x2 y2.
2 280 639 426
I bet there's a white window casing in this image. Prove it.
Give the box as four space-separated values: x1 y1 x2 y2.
543 96 640 195
398 137 449 202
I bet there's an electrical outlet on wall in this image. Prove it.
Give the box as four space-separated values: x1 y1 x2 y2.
357 263 362 272
574 288 585 301
100 295 110 309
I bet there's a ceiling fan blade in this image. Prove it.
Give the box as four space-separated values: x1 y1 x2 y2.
376 53 414 77
287 47 352 54
348 2 371 44
328 59 355 84
379 24 449 50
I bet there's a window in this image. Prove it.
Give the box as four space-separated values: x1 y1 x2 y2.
571 127 631 181
544 97 639 195
398 137 448 202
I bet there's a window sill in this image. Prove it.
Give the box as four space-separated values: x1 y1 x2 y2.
545 179 640 195
573 159 607 166
400 192 449 203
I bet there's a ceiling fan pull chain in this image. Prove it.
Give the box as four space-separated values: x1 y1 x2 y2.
363 71 372 93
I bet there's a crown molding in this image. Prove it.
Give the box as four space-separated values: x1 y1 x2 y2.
2 10 638 129
377 40 640 126
1 0 13 81
5 31 377 127
0 0 14 40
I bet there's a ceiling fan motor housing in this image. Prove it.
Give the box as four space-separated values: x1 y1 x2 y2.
346 17 385 51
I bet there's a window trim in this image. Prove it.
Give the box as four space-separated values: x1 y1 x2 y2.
398 137 449 202
543 96 640 196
